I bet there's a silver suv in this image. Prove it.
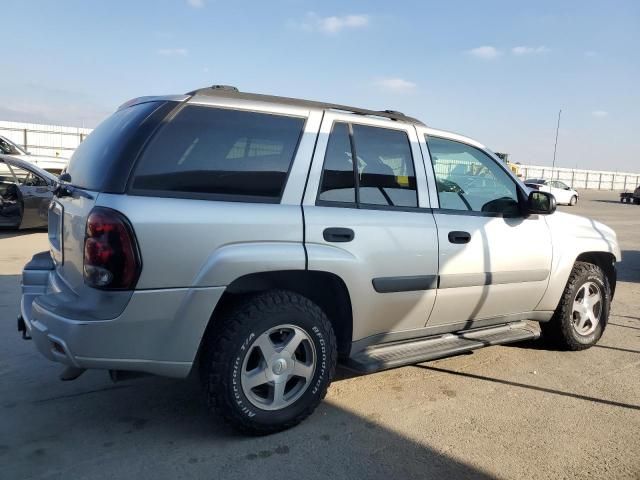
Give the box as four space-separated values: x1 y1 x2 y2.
19 86 620 434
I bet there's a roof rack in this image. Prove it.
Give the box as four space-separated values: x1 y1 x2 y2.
185 85 425 125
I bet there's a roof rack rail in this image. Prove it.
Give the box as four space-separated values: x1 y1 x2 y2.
185 85 425 125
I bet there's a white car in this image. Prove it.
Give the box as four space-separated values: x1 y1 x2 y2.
0 135 68 175
525 178 579 206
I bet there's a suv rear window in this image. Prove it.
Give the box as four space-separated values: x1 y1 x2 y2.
66 101 167 191
131 105 305 202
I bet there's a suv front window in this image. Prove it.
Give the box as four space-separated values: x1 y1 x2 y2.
427 136 520 215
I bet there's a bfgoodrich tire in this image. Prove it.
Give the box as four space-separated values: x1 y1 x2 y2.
200 290 337 435
540 262 611 350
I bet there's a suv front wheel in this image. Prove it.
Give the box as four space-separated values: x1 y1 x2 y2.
200 290 337 435
541 261 611 350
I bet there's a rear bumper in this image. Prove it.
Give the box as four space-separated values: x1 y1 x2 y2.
21 251 225 378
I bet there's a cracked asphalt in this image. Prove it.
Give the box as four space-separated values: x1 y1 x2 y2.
1 190 638 479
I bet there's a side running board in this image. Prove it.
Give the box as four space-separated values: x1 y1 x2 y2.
345 321 539 374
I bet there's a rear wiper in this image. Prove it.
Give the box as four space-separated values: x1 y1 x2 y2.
53 172 93 200
54 184 94 200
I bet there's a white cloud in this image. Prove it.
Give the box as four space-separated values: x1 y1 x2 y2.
187 0 204 8
511 46 549 55
467 46 501 60
373 77 417 93
156 48 188 56
592 110 608 117
291 13 369 34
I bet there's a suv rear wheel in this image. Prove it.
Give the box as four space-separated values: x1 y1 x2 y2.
200 290 337 435
540 261 610 350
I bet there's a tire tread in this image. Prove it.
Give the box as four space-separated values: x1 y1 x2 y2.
200 290 337 435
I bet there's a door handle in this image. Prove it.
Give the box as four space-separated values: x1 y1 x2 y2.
448 231 471 244
323 227 355 243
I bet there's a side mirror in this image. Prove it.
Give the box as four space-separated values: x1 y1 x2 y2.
527 191 556 215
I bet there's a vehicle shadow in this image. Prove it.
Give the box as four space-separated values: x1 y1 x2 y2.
413 364 640 412
619 250 640 283
0 227 46 240
3 371 497 479
592 199 632 205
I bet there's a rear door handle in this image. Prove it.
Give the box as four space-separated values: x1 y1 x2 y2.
323 227 355 243
448 231 471 244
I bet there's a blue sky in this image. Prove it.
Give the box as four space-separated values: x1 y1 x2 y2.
2 0 638 170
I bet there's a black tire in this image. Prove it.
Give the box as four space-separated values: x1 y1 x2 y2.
634 198 640 205
540 262 610 350
200 290 337 435
569 195 577 206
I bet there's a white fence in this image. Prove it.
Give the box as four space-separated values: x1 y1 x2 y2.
1 119 638 191
518 165 640 191
0 120 92 159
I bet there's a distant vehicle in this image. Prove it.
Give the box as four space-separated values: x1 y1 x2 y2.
494 152 521 177
0 135 68 175
620 186 640 204
525 178 579 206
0 155 57 229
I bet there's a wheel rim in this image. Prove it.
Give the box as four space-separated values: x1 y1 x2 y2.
240 324 316 411
571 281 602 336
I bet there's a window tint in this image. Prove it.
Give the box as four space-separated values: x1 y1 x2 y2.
132 106 304 201
427 136 519 215
67 101 164 191
318 123 355 203
0 136 24 155
352 125 417 208
318 122 418 209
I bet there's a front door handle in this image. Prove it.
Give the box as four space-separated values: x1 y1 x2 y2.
323 227 355 243
448 231 471 244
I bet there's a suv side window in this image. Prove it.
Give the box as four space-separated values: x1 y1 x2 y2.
318 122 418 209
131 106 305 201
318 123 355 204
427 136 519 215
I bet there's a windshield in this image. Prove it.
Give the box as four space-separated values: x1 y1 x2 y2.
0 136 27 155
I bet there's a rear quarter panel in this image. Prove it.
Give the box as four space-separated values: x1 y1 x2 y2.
95 195 306 289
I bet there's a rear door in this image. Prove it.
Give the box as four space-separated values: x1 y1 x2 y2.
303 113 439 346
417 129 552 328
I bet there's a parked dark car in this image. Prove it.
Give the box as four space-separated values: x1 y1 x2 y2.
620 186 640 204
0 155 57 229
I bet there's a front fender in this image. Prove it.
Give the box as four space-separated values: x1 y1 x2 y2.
535 212 620 311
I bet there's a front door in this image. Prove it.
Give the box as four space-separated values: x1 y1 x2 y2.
418 131 553 328
303 113 439 345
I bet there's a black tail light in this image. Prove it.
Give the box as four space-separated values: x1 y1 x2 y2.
83 207 141 290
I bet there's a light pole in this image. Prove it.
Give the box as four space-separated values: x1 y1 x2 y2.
552 109 562 179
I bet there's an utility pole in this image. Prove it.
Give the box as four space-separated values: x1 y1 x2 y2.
552 109 562 178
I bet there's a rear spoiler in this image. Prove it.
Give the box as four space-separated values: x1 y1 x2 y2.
117 95 190 111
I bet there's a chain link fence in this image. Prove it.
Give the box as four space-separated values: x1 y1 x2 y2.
0 121 92 159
